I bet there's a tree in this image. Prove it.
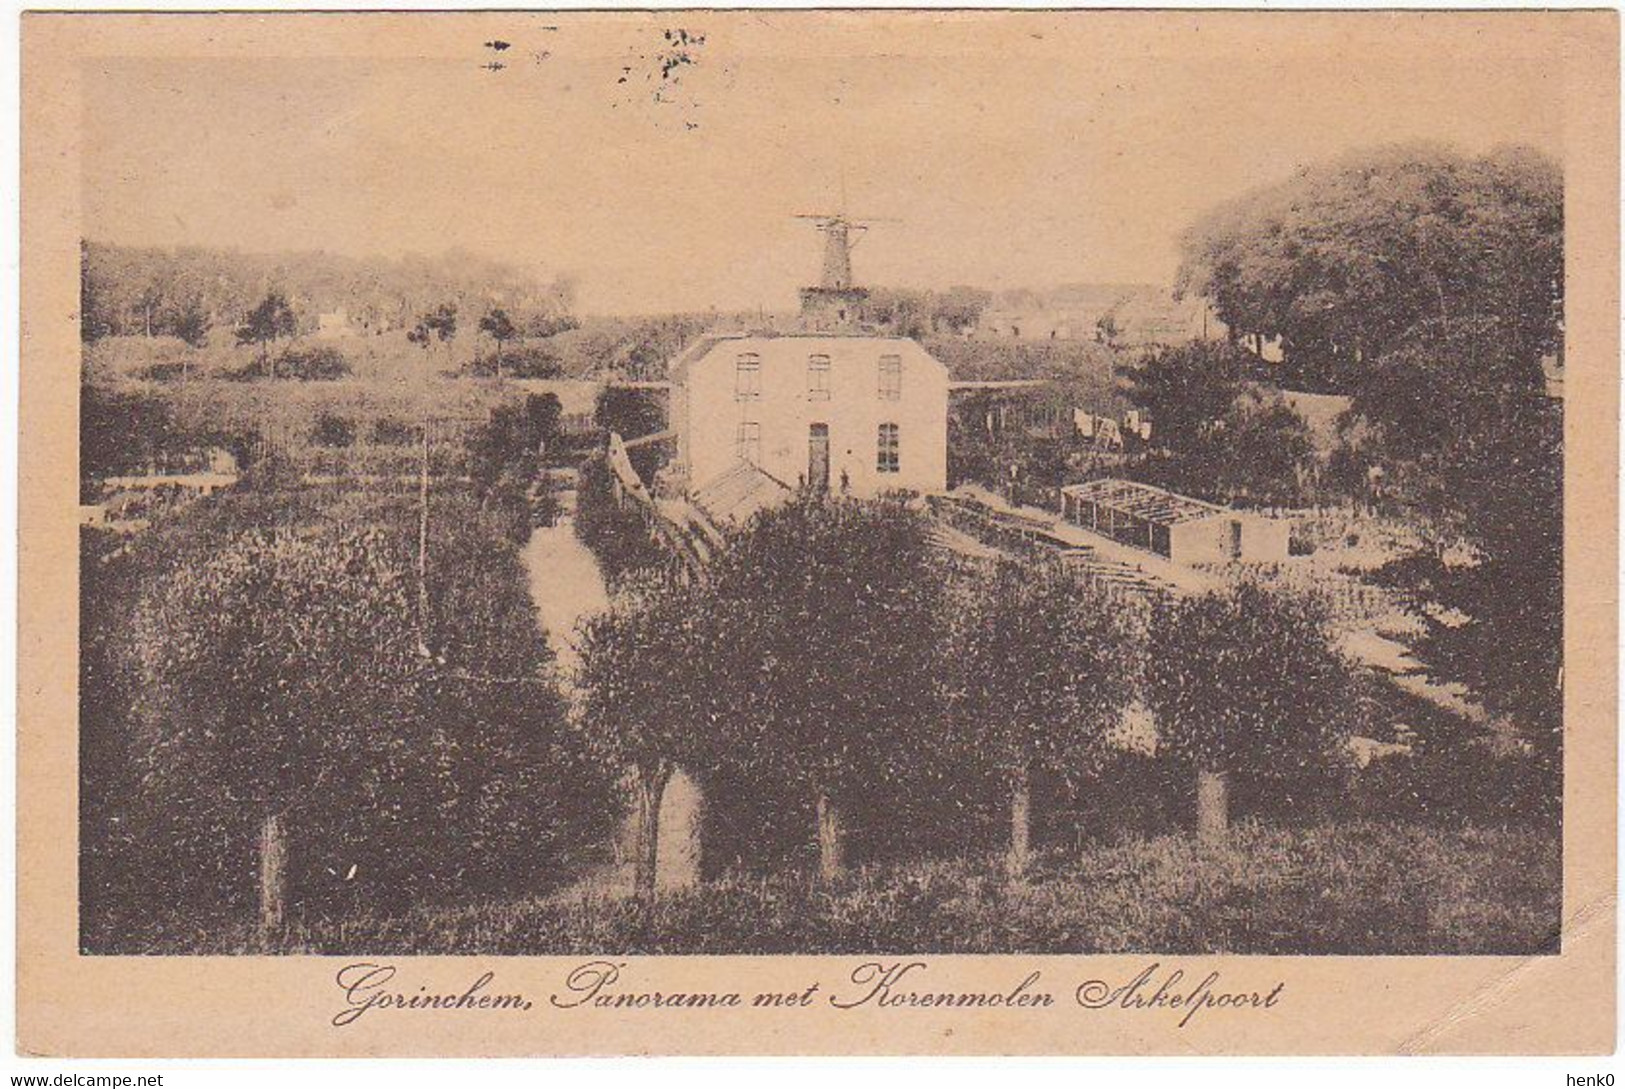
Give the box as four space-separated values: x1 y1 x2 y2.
407 303 459 368
1215 388 1316 506
1094 312 1122 349
577 572 731 899
1122 340 1248 460
1349 318 1561 779
109 494 603 941
172 299 212 352
123 527 431 937
861 288 932 338
478 307 519 378
932 286 993 335
1350 317 1545 474
235 291 298 376
79 239 112 343
1177 144 1562 391
948 561 1137 876
706 496 946 881
465 394 565 536
1145 583 1358 841
1121 341 1315 505
594 386 667 483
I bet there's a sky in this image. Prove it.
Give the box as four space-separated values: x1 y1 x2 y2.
80 13 1566 315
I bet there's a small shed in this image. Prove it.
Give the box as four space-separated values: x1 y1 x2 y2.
1059 478 1290 565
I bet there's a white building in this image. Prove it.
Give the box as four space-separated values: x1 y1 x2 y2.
315 307 356 340
668 333 950 505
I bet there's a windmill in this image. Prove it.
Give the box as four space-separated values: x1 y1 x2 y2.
793 211 899 330
792 212 900 291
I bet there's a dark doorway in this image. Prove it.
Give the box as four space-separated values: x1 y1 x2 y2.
808 423 830 492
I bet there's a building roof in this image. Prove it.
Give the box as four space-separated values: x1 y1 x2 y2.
667 332 943 387
690 459 793 526
1060 478 1227 526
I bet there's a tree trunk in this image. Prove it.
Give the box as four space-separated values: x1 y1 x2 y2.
1196 768 1230 844
258 811 288 940
632 765 670 901
1007 765 1032 879
815 790 845 883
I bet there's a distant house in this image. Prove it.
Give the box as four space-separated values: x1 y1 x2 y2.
975 285 1220 347
1059 478 1290 565
315 307 356 340
668 333 950 506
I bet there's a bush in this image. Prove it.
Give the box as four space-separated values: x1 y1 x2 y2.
279 345 352 380
466 345 563 379
370 417 418 446
574 454 670 586
229 344 351 381
310 412 355 448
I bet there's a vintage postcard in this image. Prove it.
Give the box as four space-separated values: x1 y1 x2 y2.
17 9 1619 1056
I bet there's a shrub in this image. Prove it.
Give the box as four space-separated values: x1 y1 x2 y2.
310 412 355 448
228 344 351 381
466 345 563 379
277 345 351 381
574 454 670 585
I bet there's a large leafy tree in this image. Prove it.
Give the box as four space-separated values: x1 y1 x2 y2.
1350 319 1562 778
1145 583 1359 841
115 501 595 939
1177 144 1562 390
707 495 947 882
124 527 426 937
1122 340 1247 459
1122 341 1314 505
465 393 565 536
947 561 1138 876
577 571 737 899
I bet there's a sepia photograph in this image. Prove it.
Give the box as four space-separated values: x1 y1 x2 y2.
17 7 1619 1059
70 12 1570 960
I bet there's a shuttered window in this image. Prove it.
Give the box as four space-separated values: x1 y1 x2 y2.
878 354 902 400
735 353 761 400
808 354 831 400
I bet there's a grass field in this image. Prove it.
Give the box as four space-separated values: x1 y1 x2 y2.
100 820 1559 956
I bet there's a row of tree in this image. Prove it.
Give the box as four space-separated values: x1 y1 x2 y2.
80 240 575 345
578 494 1363 899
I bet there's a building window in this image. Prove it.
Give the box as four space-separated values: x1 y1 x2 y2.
807 354 831 400
878 354 902 400
736 421 761 464
877 422 900 474
735 353 761 400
